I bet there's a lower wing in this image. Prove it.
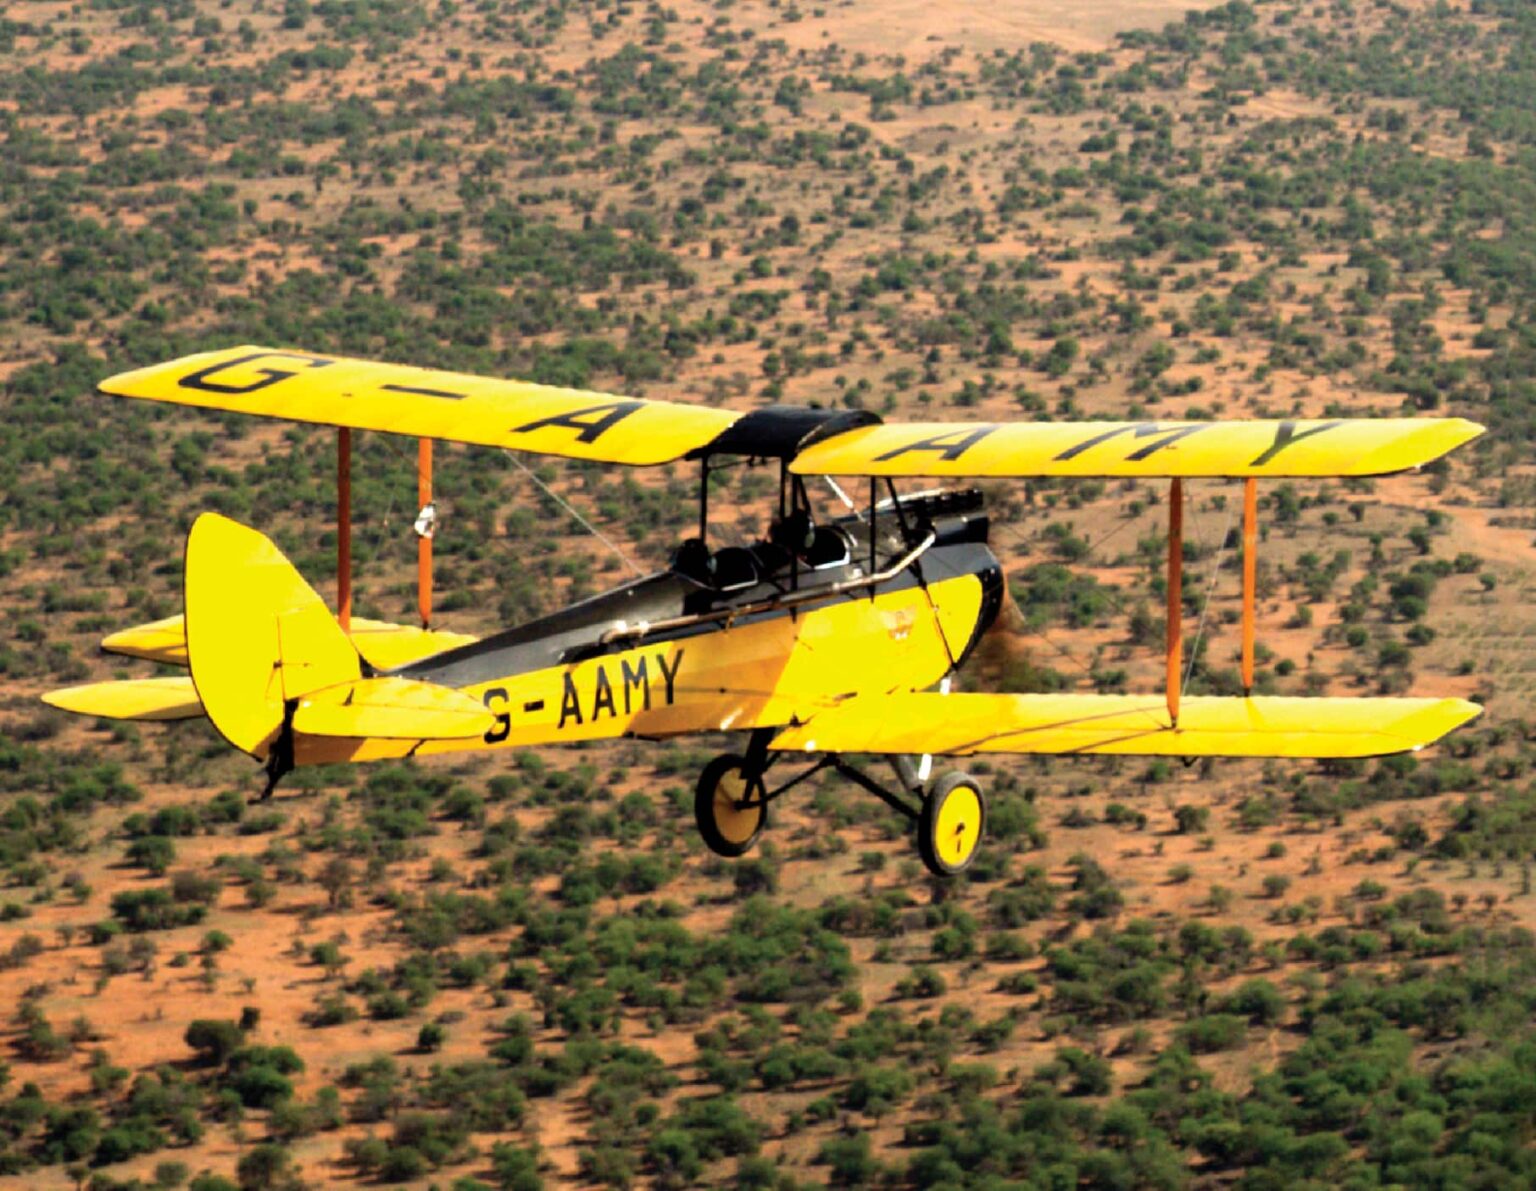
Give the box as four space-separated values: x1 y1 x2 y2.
42 673 492 741
770 692 1480 759
102 613 476 672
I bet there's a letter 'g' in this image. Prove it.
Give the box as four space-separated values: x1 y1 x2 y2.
178 352 333 395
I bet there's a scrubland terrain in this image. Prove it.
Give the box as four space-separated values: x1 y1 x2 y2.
3 0 1536 1187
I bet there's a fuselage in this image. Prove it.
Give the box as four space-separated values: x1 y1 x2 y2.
294 499 1004 765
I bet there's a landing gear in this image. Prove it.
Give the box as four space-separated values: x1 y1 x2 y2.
695 753 767 857
917 772 986 877
691 741 987 877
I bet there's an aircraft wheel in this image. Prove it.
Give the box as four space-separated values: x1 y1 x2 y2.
695 754 767 858
918 772 986 878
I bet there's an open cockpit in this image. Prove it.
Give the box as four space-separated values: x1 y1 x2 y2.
392 486 995 690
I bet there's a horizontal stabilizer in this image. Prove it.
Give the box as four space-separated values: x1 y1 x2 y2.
102 613 475 672
771 693 1481 759
42 676 204 722
346 620 479 670
292 676 494 740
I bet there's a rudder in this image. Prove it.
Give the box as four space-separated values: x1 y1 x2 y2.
184 513 360 758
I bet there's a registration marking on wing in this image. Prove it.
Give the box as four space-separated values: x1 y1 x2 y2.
791 418 1484 478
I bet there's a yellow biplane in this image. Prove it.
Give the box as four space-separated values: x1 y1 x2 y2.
44 346 1485 875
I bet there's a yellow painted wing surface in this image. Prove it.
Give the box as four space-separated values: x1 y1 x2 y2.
771 693 1481 759
100 345 738 465
292 677 494 740
102 613 476 672
102 615 189 665
791 418 1483 479
42 676 204 722
345 620 479 670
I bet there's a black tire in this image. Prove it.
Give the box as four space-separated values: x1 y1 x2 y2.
695 753 767 858
918 771 986 878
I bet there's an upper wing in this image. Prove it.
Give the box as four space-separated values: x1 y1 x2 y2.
770 692 1480 759
790 418 1483 478
100 345 739 466
102 347 1482 475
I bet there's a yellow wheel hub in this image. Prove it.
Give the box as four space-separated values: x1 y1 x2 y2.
713 770 762 845
933 782 982 868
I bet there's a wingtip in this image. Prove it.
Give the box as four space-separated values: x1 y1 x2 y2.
39 687 72 713
98 345 268 398
101 613 186 655
1421 416 1485 464
1396 696 1483 752
39 685 106 718
1446 695 1484 727
1354 417 1486 476
40 678 205 722
1446 417 1487 451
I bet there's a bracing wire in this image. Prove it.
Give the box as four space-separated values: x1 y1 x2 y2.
1078 501 1150 562
1182 483 1237 694
823 476 864 519
1014 615 1104 683
996 498 1143 624
505 451 645 578
994 481 1234 698
993 494 1147 681
367 432 652 580
368 434 410 524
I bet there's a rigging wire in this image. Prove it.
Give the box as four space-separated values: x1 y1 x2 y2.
346 434 404 583
504 450 645 578
367 432 714 584
996 496 1144 622
1182 483 1237 694
991 481 1235 700
992 492 1148 680
823 476 864 519
1012 613 1104 683
1078 499 1151 562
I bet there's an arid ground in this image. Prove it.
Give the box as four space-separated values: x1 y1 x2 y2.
2 0 1535 1187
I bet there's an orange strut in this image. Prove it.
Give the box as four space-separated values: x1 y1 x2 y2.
338 426 352 634
1241 477 1257 694
418 437 433 629
1167 477 1182 726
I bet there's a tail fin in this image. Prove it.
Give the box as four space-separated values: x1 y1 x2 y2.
185 513 360 758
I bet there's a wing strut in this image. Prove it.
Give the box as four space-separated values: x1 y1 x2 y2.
1242 477 1257 693
1166 478 1183 726
340 428 437 634
417 437 433 629
338 427 352 633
